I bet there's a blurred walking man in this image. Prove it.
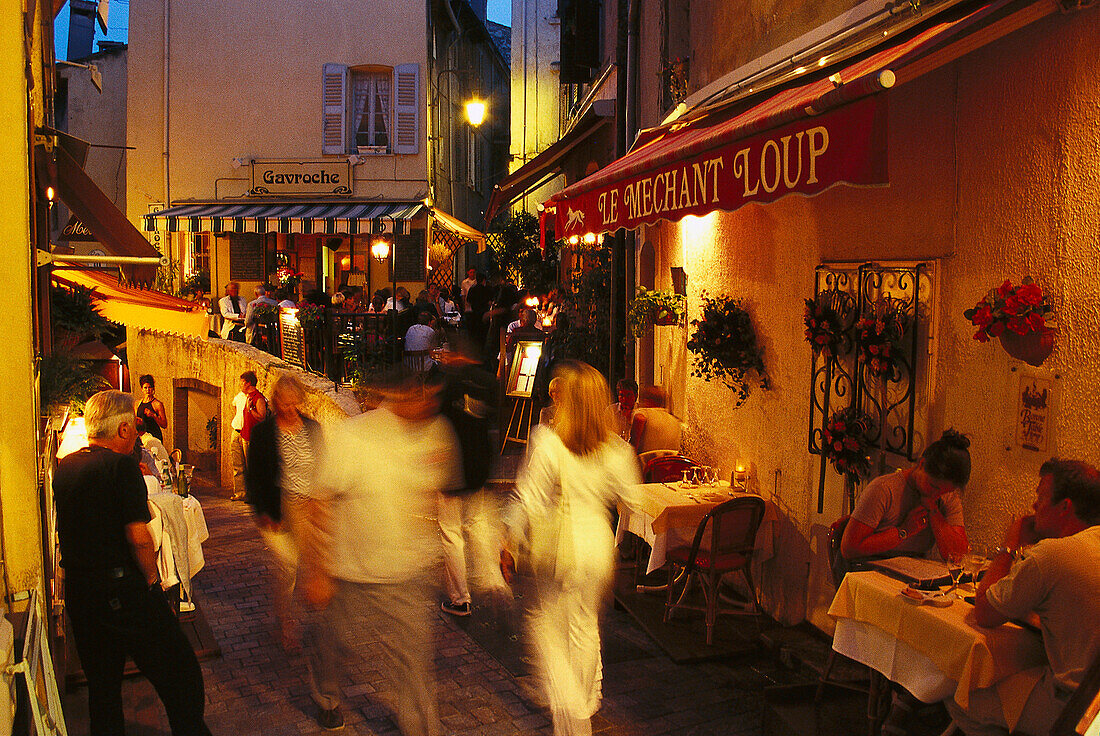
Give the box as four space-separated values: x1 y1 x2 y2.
54 390 211 736
303 378 461 734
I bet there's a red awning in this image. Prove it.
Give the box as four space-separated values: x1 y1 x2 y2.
54 143 163 285
549 0 1035 239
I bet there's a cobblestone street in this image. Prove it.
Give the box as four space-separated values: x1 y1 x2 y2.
63 488 774 736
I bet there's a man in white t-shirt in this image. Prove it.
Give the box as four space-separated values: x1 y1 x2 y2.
460 268 477 313
301 380 461 733
629 386 682 454
952 459 1100 736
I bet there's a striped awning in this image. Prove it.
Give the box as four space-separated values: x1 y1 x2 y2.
142 200 425 235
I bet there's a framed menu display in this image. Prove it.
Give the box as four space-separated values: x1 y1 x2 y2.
506 341 543 398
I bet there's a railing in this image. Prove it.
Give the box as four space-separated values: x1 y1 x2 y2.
271 308 413 385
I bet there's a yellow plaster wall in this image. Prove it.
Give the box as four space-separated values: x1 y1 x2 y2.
648 11 1100 625
0 2 45 596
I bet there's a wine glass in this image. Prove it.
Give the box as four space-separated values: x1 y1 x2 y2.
962 553 985 592
945 553 964 593
681 469 694 489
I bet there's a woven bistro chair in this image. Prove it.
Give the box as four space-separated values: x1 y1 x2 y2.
664 495 766 645
642 454 701 483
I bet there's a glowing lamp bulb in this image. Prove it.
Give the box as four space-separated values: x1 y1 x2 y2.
371 239 391 262
465 100 487 126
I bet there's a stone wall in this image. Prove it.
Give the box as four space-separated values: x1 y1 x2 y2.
127 329 360 490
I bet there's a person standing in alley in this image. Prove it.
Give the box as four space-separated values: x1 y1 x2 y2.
230 370 267 501
302 376 461 733
54 390 212 736
503 361 642 736
136 374 168 444
245 372 324 650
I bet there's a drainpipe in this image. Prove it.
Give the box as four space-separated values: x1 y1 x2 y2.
623 0 639 379
610 0 631 382
162 0 170 208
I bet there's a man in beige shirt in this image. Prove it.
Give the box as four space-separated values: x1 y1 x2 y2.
953 458 1100 736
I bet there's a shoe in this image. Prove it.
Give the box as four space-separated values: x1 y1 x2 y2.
316 706 344 730
441 601 471 616
230 492 245 501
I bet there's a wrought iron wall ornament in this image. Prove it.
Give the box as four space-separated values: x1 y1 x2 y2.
808 263 930 514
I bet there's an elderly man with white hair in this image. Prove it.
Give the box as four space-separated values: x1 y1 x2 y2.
53 390 211 736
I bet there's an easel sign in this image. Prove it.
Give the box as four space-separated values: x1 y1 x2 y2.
506 341 543 398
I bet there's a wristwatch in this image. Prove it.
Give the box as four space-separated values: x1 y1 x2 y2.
897 526 908 539
993 545 1020 560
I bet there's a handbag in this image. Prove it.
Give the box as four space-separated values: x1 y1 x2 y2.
527 481 574 583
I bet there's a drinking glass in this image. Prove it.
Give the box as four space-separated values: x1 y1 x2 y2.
681 469 694 488
962 553 985 592
945 554 964 593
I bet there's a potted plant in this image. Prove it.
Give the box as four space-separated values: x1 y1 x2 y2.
963 278 1055 367
182 270 211 297
686 292 769 407
252 302 280 325
627 287 685 338
295 303 325 328
50 284 112 351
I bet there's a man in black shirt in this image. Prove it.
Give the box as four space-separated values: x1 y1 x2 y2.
464 272 493 357
54 390 211 736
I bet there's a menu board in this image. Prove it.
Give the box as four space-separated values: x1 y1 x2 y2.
392 232 425 281
280 312 304 368
506 341 543 398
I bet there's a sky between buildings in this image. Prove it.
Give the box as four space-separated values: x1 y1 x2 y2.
55 0 511 62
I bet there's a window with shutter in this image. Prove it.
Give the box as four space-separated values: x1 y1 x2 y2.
393 63 420 155
322 63 348 154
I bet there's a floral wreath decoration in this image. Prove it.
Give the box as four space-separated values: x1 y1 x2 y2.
803 293 847 358
857 298 909 380
821 407 874 482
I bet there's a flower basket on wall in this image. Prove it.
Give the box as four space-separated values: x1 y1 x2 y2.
627 287 685 338
686 292 769 407
963 277 1055 367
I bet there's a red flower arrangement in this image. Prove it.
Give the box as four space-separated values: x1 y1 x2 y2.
274 266 305 291
963 278 1052 343
803 294 846 358
822 407 874 482
295 303 325 328
857 299 908 379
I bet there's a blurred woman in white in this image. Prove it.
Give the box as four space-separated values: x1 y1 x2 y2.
505 361 641 736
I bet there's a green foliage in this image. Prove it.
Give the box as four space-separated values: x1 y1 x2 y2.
252 303 280 324
50 284 112 342
337 332 390 386
155 257 180 296
686 292 768 407
206 416 218 451
488 211 560 292
39 353 109 414
183 270 211 296
627 287 685 338
564 244 612 378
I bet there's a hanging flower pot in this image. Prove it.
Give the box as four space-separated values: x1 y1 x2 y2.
653 308 680 326
999 329 1056 367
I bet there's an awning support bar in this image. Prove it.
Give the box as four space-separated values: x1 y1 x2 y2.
37 251 168 267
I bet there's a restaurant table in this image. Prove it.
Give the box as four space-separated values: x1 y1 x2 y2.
615 481 779 583
828 570 1047 731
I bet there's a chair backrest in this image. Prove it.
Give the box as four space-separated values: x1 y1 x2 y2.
403 349 432 374
643 454 701 483
827 515 851 586
1052 646 1100 736
687 496 766 570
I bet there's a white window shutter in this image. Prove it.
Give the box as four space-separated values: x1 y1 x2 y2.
393 63 420 155
322 63 348 154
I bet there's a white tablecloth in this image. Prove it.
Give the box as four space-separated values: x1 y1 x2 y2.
615 482 778 574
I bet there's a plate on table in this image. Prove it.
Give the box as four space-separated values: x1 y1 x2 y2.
900 587 958 607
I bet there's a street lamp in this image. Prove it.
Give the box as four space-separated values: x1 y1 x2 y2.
464 99 487 127
371 236 400 369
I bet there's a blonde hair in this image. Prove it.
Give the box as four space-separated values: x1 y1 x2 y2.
553 361 616 455
270 372 305 407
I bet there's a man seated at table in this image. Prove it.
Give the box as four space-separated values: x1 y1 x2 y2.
629 386 682 455
949 458 1100 736
839 429 971 575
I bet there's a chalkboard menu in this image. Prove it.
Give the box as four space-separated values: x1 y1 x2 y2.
229 234 265 280
391 232 425 281
280 312 305 368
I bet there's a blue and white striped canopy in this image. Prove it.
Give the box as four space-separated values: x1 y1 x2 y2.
142 200 425 235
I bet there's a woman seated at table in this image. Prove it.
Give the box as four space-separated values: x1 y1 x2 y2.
839 429 971 574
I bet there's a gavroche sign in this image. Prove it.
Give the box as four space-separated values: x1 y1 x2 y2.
249 161 352 196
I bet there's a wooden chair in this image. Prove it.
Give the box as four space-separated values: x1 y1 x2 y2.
643 454 701 483
403 349 433 374
664 496 766 645
1052 648 1100 736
